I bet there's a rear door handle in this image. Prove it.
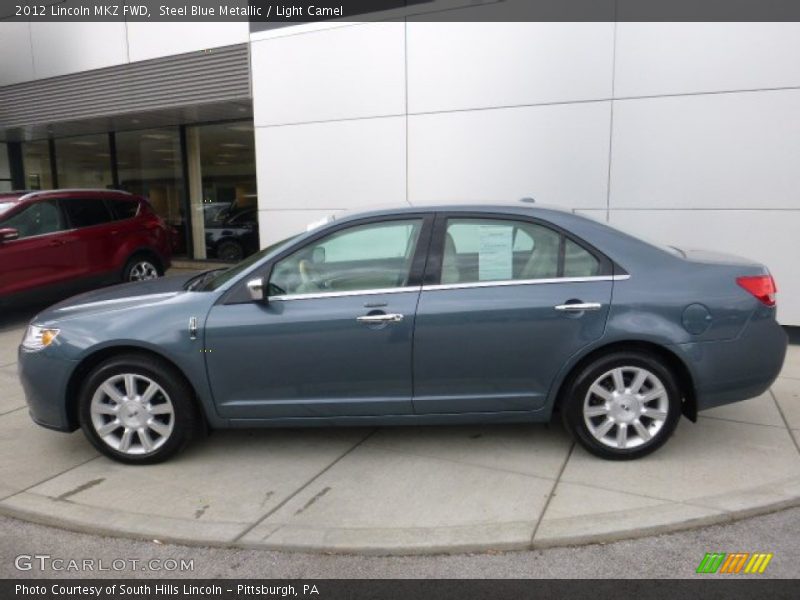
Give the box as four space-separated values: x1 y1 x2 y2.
554 302 602 312
47 239 67 247
356 313 404 324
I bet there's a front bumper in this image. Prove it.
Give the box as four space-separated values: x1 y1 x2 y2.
676 311 788 412
18 345 78 432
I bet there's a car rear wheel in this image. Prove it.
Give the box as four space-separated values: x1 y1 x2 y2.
123 255 161 282
78 354 200 464
216 240 244 262
562 352 682 460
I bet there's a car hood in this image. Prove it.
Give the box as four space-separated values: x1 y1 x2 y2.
35 273 199 323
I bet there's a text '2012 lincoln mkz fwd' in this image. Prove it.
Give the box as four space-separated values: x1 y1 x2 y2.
18 204 787 464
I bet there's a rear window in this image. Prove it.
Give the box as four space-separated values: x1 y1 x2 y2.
0 202 16 216
108 199 140 221
61 198 113 228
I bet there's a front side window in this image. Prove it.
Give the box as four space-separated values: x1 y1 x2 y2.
269 219 423 296
1 200 65 239
62 199 113 228
441 217 601 285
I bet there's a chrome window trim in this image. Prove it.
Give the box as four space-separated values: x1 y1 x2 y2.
422 274 630 292
266 274 630 301
269 286 421 302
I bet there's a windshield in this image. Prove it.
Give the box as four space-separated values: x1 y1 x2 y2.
199 234 300 291
0 202 18 217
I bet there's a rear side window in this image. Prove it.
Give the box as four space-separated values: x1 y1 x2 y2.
563 238 600 277
440 217 603 285
442 218 561 284
108 199 140 221
61 199 113 228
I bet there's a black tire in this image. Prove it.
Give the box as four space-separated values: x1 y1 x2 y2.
78 354 200 464
216 240 244 262
561 351 682 460
122 253 162 283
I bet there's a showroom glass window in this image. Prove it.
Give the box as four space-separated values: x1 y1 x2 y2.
269 219 423 296
185 121 258 260
0 143 12 192
21 141 53 190
441 218 599 285
115 128 185 252
54 134 113 189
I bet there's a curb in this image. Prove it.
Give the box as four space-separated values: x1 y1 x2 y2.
2 478 799 555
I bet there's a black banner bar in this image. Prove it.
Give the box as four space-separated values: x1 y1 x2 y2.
5 0 800 23
2 579 799 600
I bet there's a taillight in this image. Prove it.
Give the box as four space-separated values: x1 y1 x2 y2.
736 275 777 307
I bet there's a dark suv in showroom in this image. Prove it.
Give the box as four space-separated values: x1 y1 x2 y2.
0 189 172 305
205 206 259 262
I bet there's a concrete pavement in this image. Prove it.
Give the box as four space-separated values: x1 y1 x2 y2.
1 304 799 554
3 507 800 578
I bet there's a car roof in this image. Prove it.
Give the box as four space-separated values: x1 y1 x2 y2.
16 189 137 203
330 202 574 224
0 191 32 202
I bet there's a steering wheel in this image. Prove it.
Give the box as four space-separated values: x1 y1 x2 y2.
298 259 323 292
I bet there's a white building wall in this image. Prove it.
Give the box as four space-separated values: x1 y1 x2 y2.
250 20 800 326
0 20 248 85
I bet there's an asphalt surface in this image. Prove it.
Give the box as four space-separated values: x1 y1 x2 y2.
1 507 798 579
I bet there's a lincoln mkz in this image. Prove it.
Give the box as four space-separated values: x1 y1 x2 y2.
18 205 787 463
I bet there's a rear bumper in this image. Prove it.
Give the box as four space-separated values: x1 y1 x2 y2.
675 311 788 411
18 346 78 432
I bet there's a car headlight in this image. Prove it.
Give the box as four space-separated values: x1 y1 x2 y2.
22 325 60 351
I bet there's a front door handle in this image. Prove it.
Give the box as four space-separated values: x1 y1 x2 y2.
356 313 404 324
554 302 602 312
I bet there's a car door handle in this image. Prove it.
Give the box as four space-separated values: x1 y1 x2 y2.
356 313 404 324
47 239 67 247
554 302 602 312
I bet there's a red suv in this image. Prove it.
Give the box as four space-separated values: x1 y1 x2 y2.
0 189 172 304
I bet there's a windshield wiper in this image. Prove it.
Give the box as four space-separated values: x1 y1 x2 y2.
185 268 228 291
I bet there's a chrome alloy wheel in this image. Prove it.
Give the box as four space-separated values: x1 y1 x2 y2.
89 373 175 455
583 366 669 450
128 261 159 281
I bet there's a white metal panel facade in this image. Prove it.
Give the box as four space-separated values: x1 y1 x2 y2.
250 21 800 325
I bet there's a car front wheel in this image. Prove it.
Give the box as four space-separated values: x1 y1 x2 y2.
562 352 682 460
78 354 200 464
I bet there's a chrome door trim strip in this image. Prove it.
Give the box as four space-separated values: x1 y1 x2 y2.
421 274 629 293
269 286 420 302
266 275 629 302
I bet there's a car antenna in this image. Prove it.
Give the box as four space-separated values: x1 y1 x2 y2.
519 197 536 204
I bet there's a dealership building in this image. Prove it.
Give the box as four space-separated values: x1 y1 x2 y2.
1 7 799 324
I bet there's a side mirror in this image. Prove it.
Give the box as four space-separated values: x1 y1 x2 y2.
0 228 19 242
247 277 266 302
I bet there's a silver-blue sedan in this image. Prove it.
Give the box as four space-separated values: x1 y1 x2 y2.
18 204 787 463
